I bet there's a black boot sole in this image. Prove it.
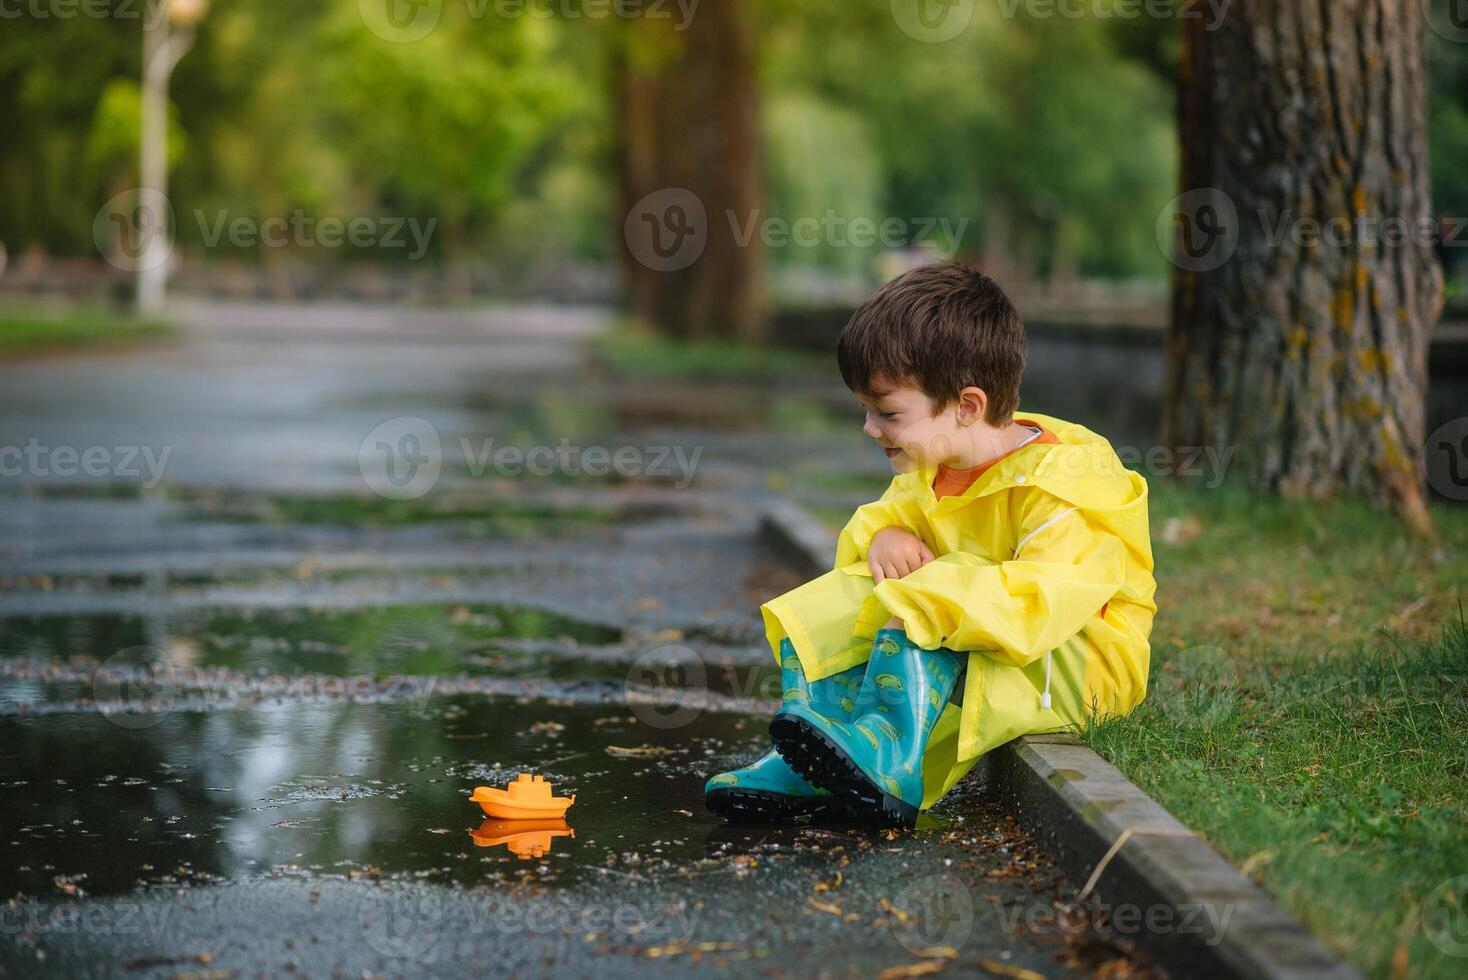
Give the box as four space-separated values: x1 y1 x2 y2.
768 715 920 829
704 786 835 824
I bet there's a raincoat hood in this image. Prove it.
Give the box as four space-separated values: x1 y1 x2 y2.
908 411 1153 568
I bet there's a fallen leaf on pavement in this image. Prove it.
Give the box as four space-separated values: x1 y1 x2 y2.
978 959 1045 979
877 960 950 980
606 745 674 758
807 896 844 916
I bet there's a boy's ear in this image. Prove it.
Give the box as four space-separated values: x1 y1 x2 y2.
956 386 988 426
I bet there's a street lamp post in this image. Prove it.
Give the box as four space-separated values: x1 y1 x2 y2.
136 0 208 316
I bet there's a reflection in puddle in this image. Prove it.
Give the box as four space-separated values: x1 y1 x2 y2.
470 818 576 860
0 695 773 898
0 606 780 717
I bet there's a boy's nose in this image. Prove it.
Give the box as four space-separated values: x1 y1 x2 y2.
862 414 883 439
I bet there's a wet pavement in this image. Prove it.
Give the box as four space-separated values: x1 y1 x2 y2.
0 302 1156 977
2 699 1139 978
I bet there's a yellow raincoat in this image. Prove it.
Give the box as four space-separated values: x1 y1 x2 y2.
760 412 1157 810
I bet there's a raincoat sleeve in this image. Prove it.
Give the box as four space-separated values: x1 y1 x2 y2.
832 477 931 570
870 491 1126 667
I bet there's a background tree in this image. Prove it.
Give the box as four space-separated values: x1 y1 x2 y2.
1164 0 1445 531
616 0 766 342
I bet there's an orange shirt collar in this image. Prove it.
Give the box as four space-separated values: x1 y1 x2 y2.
932 420 1060 499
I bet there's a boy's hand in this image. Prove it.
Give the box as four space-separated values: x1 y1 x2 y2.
868 527 934 583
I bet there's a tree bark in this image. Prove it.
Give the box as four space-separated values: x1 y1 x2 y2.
1164 0 1443 532
615 0 767 343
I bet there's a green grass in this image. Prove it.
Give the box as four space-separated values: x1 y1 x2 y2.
1085 479 1468 979
0 307 171 354
810 475 1466 974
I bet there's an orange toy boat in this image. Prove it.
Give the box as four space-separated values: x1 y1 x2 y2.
469 818 574 859
469 773 575 820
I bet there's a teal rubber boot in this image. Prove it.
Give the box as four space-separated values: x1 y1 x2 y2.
704 638 864 822
769 627 961 828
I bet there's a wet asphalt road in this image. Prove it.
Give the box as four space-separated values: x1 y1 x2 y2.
0 303 1155 978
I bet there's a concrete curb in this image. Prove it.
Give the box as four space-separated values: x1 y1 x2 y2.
757 502 1363 980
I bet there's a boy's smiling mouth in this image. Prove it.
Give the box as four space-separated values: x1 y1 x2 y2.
882 446 902 459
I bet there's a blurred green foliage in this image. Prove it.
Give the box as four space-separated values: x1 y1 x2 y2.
1 0 1464 284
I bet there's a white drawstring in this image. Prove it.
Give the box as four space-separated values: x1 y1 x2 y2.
1041 650 1053 709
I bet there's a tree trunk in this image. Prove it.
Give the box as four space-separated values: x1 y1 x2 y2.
615 0 766 343
1164 0 1443 532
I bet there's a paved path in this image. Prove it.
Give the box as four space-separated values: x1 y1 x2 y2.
0 301 1153 978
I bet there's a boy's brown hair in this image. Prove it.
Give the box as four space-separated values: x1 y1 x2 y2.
836 262 1026 425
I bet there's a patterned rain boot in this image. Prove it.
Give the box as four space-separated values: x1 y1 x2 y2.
704 638 865 822
769 627 961 828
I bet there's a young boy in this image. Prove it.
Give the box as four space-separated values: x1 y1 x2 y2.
704 263 1157 827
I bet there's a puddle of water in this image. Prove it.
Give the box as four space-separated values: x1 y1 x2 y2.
0 695 802 898
0 604 622 687
0 604 790 719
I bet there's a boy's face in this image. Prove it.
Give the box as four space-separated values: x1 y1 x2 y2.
856 380 983 474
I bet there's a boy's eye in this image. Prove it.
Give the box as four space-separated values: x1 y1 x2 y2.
879 412 897 420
